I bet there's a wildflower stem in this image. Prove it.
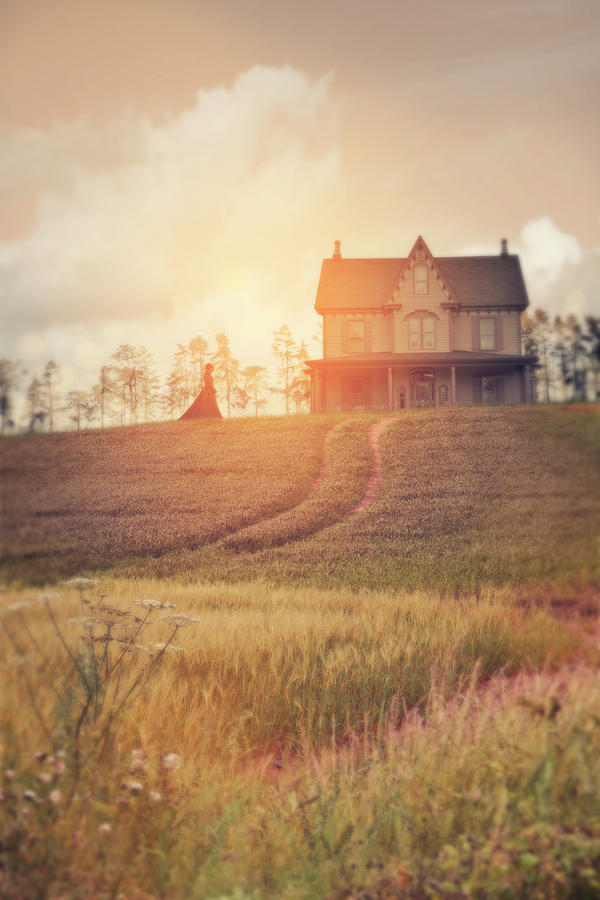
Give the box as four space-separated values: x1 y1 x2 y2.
16 609 61 700
0 616 54 747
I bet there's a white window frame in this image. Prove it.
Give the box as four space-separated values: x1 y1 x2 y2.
414 264 428 294
349 319 365 353
408 315 436 350
480 317 496 350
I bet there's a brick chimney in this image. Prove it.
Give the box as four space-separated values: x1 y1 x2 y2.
333 240 341 259
500 238 508 255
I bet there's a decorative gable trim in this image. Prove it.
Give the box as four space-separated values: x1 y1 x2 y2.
386 235 460 306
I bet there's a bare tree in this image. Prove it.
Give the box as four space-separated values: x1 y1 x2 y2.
26 375 44 432
0 359 22 434
212 333 240 417
41 361 60 432
241 365 269 417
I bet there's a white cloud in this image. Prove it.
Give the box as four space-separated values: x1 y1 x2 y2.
519 215 582 294
1 66 342 369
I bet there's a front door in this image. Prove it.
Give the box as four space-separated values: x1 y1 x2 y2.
411 381 435 408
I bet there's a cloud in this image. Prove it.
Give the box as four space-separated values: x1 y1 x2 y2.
0 66 342 355
519 215 582 294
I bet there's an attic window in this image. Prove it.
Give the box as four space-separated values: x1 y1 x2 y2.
414 264 428 294
349 320 365 353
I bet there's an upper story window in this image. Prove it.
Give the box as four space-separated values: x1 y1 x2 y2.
414 264 428 294
349 319 365 353
479 317 496 350
409 315 436 350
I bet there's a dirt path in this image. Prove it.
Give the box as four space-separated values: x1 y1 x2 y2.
345 416 396 518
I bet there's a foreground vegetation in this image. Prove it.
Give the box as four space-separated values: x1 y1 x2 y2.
2 578 598 898
2 405 599 897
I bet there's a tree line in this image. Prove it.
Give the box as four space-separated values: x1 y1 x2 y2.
0 325 314 434
523 311 600 403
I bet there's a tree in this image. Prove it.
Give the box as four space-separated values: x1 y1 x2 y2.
532 308 553 403
26 375 44 432
583 316 600 401
0 359 22 434
91 365 115 429
41 361 60 432
212 333 240 417
136 346 161 421
241 365 269 417
290 339 311 413
65 390 94 432
188 335 209 397
271 324 298 414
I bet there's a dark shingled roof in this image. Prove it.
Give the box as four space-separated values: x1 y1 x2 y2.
315 254 529 311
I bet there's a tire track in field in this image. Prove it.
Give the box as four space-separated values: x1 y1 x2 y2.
215 418 353 551
220 415 396 553
313 415 396 536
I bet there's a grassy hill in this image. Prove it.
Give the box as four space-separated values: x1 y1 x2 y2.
2 406 599 590
1 405 600 898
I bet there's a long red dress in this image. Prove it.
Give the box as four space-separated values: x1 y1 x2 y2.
179 370 223 419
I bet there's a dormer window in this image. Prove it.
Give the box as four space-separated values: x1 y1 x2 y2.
414 264 428 294
349 319 365 353
408 314 436 350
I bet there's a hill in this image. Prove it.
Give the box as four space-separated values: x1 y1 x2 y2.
2 405 599 591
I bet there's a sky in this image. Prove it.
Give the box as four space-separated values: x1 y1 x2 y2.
1 0 599 410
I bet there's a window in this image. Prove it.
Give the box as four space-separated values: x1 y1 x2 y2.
479 318 496 350
349 320 364 353
408 315 436 350
414 264 428 294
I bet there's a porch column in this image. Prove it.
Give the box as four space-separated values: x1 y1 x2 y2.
387 366 393 410
451 366 457 406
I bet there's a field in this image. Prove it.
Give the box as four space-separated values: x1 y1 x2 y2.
1 406 600 898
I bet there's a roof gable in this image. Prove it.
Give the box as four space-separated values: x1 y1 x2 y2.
314 237 529 312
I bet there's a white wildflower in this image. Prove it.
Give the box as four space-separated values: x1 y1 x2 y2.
147 642 184 654
161 753 182 772
6 601 31 612
49 789 62 806
23 789 38 803
158 614 202 628
129 749 148 774
38 773 51 784
53 759 65 776
4 770 15 781
125 780 143 795
148 791 162 803
98 822 112 835
62 577 99 591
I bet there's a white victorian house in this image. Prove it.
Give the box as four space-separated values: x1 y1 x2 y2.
306 235 533 411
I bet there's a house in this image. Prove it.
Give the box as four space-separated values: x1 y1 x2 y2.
306 235 534 411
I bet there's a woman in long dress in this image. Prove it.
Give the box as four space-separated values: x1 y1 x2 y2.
179 363 223 419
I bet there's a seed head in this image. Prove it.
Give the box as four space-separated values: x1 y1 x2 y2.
62 577 99 591
158 614 202 628
125 780 143 795
161 753 182 772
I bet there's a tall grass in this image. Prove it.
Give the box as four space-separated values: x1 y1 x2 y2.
0 579 597 897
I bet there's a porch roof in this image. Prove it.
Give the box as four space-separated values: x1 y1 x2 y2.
306 351 529 369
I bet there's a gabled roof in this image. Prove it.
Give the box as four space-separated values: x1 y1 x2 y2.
315 241 529 312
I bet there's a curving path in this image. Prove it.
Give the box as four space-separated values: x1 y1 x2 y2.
216 415 396 552
344 416 395 518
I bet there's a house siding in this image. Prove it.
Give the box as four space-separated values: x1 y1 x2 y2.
453 310 521 353
390 261 451 353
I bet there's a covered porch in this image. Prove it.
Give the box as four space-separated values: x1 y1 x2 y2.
306 353 533 412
